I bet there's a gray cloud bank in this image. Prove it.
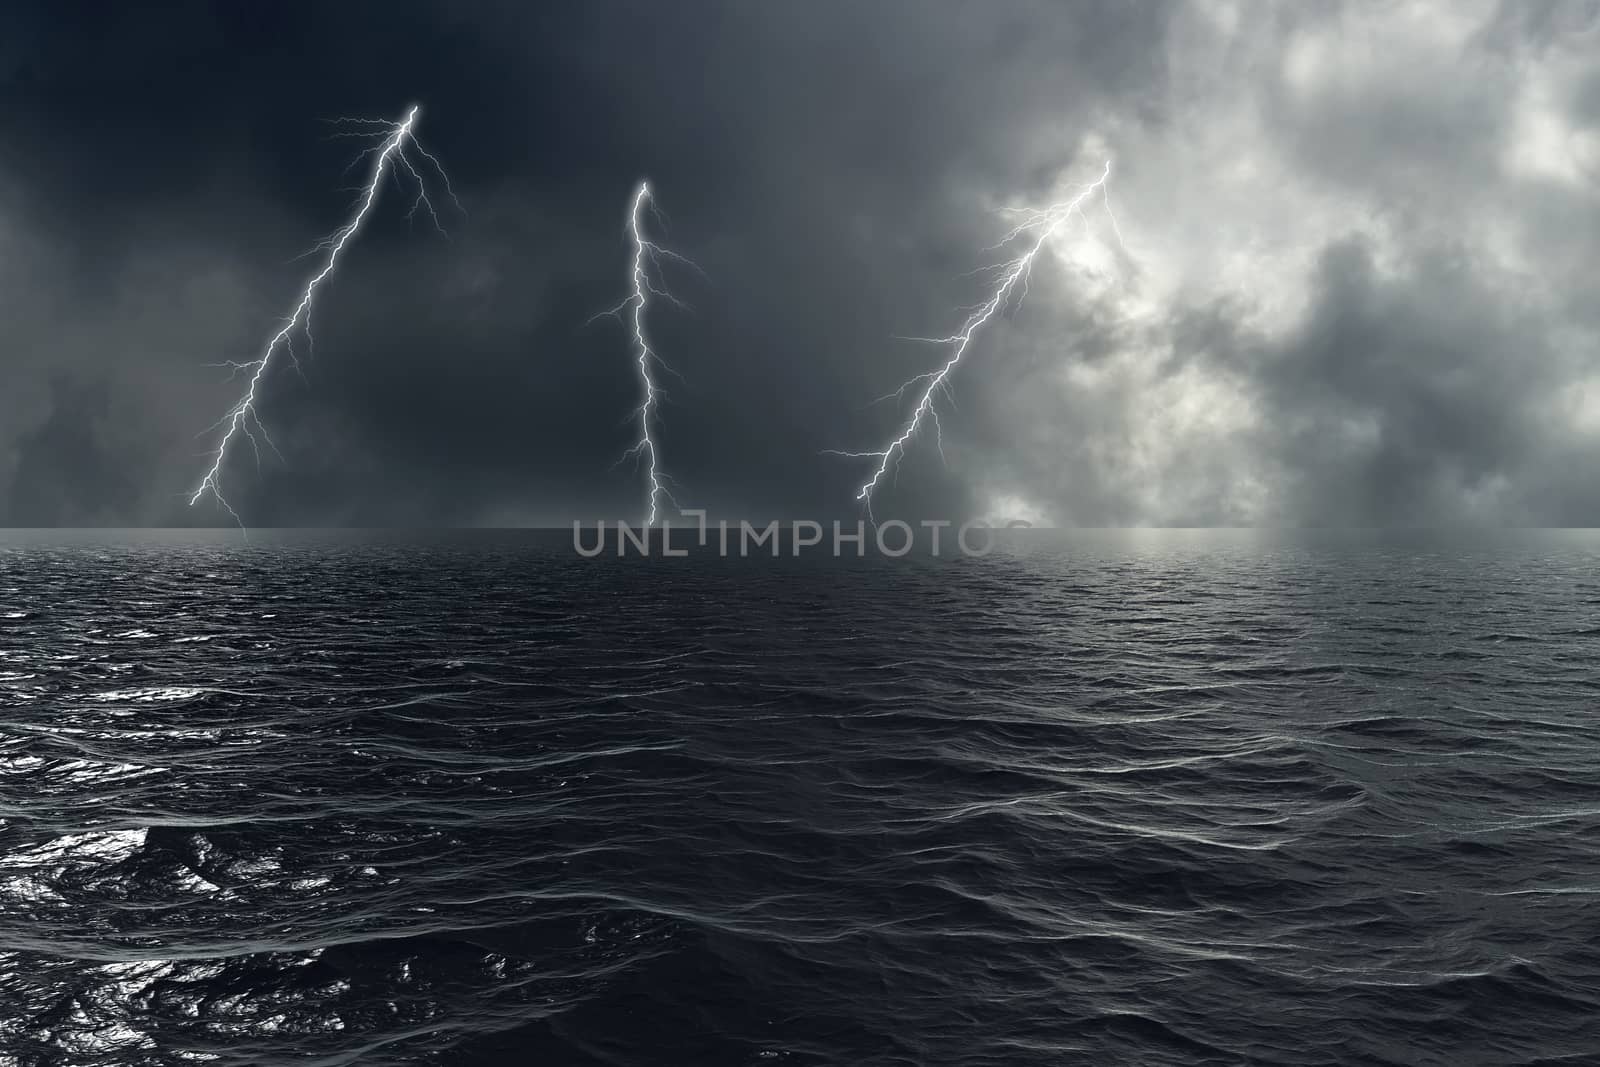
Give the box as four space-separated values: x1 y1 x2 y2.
1 0 1596 526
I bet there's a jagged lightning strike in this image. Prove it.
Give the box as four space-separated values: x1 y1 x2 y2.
189 104 459 526
593 180 697 526
828 160 1122 515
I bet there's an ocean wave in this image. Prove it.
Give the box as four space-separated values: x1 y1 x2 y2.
1 533 1598 1065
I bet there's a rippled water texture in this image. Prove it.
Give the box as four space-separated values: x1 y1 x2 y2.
2 529 1599 1065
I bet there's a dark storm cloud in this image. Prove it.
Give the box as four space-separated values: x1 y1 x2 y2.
0 0 1596 526
1 0 1176 525
1193 240 1562 526
7 375 140 526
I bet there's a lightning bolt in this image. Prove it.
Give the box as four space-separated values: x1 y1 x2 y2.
188 104 460 527
828 159 1121 516
592 180 697 526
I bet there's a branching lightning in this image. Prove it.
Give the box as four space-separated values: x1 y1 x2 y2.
592 180 698 526
827 159 1122 516
188 104 460 526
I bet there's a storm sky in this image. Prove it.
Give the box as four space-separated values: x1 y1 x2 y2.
1 0 1597 526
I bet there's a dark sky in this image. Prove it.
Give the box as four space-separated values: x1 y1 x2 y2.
2 0 1597 527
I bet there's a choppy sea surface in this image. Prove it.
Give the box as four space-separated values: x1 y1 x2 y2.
2 529 1599 1066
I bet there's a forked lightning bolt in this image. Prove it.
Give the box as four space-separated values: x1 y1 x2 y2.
593 180 697 526
189 104 459 526
829 159 1121 515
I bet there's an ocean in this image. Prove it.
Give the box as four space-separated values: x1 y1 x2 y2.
2 529 1598 1065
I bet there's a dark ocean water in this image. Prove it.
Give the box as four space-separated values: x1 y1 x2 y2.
3 529 1600 1066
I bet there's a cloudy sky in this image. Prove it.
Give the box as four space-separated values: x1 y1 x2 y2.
1 0 1596 526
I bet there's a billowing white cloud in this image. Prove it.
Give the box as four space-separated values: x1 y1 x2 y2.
942 0 1600 525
